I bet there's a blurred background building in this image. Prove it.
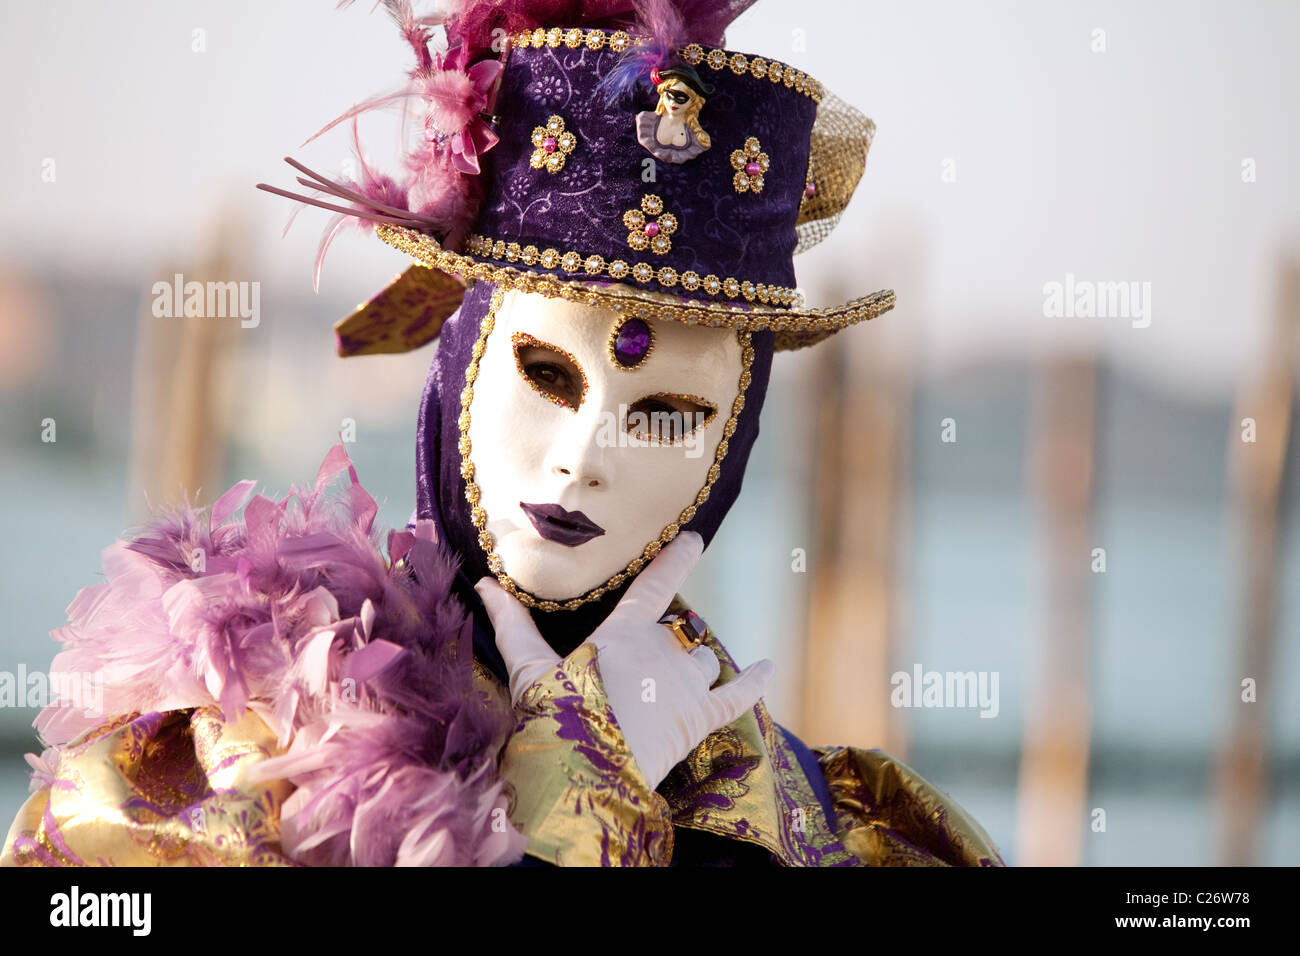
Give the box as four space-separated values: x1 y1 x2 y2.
1 0 1296 865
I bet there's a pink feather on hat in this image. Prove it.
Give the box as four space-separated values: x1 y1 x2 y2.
259 0 759 283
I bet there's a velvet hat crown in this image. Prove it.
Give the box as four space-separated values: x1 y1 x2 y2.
259 0 894 356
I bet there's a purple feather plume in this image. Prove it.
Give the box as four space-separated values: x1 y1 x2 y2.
596 0 687 105
595 0 758 105
29 444 527 867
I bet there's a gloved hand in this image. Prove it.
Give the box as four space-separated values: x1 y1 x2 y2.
475 531 774 792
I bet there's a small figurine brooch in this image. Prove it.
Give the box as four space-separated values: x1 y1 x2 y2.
636 65 714 164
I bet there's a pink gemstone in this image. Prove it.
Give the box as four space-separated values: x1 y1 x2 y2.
746 161 761 176
644 222 659 237
805 182 816 198
543 136 557 153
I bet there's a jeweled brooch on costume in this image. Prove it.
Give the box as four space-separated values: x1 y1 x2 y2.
635 65 714 165
731 137 770 193
623 195 677 255
609 316 654 369
530 115 576 173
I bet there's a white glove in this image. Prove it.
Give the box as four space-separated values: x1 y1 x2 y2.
475 531 775 791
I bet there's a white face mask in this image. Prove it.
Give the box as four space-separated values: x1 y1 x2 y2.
465 288 745 602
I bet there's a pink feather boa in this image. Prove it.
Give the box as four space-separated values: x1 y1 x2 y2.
28 444 528 867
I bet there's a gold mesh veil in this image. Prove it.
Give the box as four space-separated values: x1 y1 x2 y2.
794 90 876 255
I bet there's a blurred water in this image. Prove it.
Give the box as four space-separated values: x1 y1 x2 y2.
0 753 31 840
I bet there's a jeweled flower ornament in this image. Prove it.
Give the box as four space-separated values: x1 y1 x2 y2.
731 136 769 193
529 115 577 173
623 194 678 255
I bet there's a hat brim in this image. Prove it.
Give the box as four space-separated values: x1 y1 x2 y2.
376 224 894 352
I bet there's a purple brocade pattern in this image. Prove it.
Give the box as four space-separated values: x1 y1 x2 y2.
473 42 817 298
540 659 671 865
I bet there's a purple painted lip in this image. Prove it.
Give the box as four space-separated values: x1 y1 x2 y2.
520 502 606 547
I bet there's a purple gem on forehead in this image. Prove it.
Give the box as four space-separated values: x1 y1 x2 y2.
612 317 652 367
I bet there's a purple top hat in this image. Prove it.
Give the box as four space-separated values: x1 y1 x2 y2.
260 0 894 357
469 29 815 301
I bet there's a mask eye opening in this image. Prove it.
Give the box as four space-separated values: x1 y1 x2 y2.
625 391 718 444
512 331 587 410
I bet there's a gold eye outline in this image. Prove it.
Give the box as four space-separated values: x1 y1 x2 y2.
512 331 588 410
461 288 758 612
625 391 718 445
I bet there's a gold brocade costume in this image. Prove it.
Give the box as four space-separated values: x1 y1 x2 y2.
2 597 1004 868
2 708 295 866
